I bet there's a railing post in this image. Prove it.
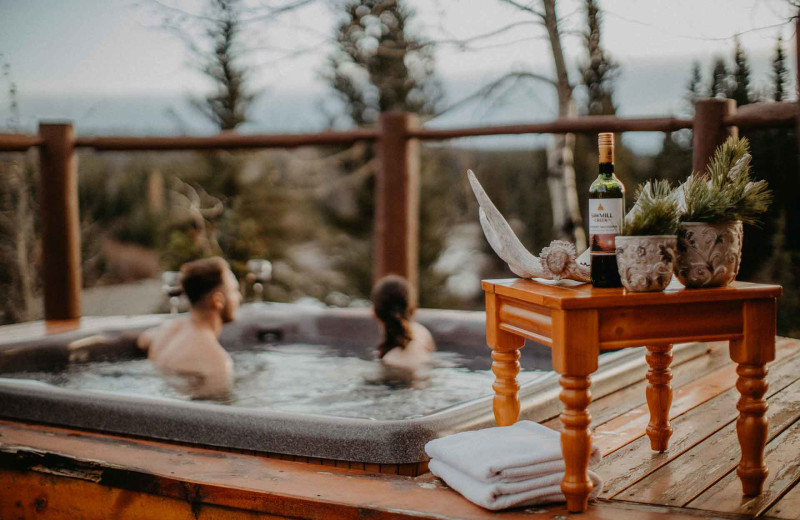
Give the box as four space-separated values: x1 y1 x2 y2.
38 122 81 320
692 98 737 173
375 111 420 299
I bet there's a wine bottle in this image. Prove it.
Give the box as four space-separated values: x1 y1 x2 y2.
589 132 625 288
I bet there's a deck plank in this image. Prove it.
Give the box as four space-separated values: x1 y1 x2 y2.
616 378 800 506
0 422 724 520
596 351 800 499
592 339 798 456
544 339 796 456
764 480 800 519
685 418 800 516
543 342 730 430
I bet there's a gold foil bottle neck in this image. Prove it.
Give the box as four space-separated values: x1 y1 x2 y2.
598 132 614 164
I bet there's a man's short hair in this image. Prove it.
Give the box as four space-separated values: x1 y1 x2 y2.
180 257 230 305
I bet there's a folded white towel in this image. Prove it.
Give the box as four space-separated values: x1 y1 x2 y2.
429 458 603 510
424 421 601 483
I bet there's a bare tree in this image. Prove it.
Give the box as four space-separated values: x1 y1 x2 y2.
498 0 586 250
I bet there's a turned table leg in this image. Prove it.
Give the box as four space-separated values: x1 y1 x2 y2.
488 330 525 426
559 374 593 513
645 343 673 452
734 362 769 495
729 299 777 496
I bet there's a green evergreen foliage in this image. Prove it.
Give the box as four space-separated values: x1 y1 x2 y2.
320 0 448 304
685 62 702 114
188 0 257 130
772 34 788 102
579 0 617 116
324 0 441 126
682 137 772 225
623 180 680 236
709 57 728 98
727 38 751 106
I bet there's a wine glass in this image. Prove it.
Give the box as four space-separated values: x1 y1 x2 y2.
161 271 182 314
246 259 272 302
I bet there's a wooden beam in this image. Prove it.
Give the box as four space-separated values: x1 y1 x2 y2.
0 133 42 152
38 123 81 320
410 116 693 140
374 112 420 298
724 102 799 129
74 129 377 151
692 98 737 174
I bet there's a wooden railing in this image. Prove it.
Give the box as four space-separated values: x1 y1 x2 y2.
0 98 798 320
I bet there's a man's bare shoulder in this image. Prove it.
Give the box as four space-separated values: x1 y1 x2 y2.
137 318 185 350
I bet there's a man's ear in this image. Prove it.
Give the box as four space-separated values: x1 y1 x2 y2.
211 291 225 310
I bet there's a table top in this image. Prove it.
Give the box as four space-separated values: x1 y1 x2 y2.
482 279 782 310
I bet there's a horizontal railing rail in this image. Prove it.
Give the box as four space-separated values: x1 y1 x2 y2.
0 133 43 152
73 128 378 151
1 102 796 152
410 116 694 140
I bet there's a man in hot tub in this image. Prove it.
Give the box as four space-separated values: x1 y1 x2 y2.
138 257 242 399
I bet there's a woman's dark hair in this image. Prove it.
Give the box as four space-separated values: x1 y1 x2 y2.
371 275 413 358
180 257 228 305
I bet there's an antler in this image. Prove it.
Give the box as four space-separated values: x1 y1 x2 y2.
468 170 590 282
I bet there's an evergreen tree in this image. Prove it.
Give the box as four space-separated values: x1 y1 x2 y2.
685 61 702 114
186 0 257 130
727 37 752 106
322 0 446 304
709 57 728 98
324 0 441 127
579 0 617 116
772 34 788 102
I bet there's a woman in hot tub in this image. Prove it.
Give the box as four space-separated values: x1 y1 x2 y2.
371 275 435 378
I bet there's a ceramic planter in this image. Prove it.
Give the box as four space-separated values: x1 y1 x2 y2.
674 221 743 288
614 235 677 292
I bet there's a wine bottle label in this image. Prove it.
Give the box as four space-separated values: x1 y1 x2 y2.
589 198 623 255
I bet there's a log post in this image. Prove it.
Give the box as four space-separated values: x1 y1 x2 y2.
375 112 420 298
38 122 81 320
692 98 737 173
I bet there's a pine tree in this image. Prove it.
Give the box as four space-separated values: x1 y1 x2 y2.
709 57 728 98
324 0 441 127
728 37 752 106
580 0 617 116
322 0 446 304
772 34 788 102
186 0 257 131
684 61 702 114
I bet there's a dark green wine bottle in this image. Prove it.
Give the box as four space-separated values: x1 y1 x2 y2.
589 133 625 288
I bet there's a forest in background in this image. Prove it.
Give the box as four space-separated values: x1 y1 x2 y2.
0 0 798 336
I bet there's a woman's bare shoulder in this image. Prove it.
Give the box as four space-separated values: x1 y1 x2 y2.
411 321 436 351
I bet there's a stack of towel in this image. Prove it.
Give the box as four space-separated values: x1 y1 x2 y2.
424 421 603 510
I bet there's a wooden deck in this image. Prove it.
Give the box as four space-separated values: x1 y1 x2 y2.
2 336 800 519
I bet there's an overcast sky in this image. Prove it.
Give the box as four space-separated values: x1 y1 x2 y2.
0 0 797 150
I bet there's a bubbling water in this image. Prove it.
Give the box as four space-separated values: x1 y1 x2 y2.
5 343 548 420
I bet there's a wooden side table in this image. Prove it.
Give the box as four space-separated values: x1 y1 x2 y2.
482 279 781 513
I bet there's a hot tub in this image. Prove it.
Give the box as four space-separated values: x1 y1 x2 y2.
0 304 705 475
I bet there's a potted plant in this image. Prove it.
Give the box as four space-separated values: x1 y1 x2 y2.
615 179 680 292
676 137 772 288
